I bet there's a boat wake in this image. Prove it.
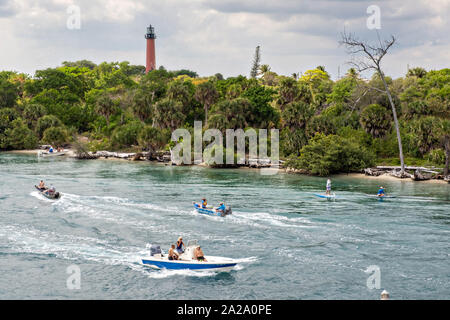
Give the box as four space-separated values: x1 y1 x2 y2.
140 267 218 279
30 191 58 202
0 223 147 269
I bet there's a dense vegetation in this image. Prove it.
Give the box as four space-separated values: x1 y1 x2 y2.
0 60 448 175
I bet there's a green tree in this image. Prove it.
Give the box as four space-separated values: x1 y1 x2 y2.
277 77 300 109
110 121 143 148
288 133 374 176
250 46 261 79
62 60 97 70
36 115 63 138
131 88 153 122
23 103 47 128
1 118 38 150
0 108 19 133
153 98 185 130
360 104 392 138
95 92 117 127
437 119 450 175
138 126 169 157
0 76 19 109
194 80 219 127
41 126 69 147
408 116 441 156
407 67 427 78
208 98 251 132
241 84 278 127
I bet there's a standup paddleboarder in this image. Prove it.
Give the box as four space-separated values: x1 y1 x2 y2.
377 186 386 197
326 179 332 195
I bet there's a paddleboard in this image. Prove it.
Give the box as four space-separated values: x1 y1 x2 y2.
314 193 336 199
366 194 396 199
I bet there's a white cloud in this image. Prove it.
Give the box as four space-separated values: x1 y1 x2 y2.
0 0 448 79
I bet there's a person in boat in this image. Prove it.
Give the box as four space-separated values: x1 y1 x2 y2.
46 185 56 196
201 198 208 208
215 202 226 213
176 237 185 254
194 246 207 262
326 179 332 195
168 244 179 260
48 146 54 153
377 186 386 197
37 180 47 191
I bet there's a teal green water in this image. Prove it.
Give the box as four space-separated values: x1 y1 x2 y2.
0 153 449 299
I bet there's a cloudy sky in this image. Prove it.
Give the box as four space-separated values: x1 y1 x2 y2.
0 0 448 79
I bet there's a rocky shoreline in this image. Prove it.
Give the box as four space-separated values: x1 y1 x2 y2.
363 166 449 183
5 148 449 183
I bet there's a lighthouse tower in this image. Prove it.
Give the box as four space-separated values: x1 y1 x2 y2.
145 25 156 73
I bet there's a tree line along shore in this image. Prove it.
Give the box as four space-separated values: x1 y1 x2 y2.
0 59 448 180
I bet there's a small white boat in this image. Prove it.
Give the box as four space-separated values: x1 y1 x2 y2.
38 150 66 157
141 240 238 272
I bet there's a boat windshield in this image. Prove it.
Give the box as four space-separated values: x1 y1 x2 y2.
187 240 198 247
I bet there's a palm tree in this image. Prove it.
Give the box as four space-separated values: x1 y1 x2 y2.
316 65 326 72
407 67 427 78
95 92 116 127
346 68 358 78
194 81 219 127
153 98 185 131
259 64 271 76
138 125 167 159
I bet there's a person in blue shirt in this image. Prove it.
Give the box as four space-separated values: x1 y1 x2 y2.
216 202 226 213
176 237 185 254
377 186 385 197
201 198 207 208
48 146 54 153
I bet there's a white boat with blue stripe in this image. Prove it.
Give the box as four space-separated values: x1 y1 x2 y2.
141 240 238 272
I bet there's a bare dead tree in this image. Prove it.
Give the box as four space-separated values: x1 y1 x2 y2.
339 31 406 175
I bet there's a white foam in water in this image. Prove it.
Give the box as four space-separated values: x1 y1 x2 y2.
0 223 142 266
143 268 218 279
30 191 56 203
229 210 315 229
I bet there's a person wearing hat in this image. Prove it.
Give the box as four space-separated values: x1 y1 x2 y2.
377 186 386 197
176 237 185 254
201 198 208 208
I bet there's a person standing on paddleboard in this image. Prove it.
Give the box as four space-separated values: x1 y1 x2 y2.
377 186 386 197
326 179 332 195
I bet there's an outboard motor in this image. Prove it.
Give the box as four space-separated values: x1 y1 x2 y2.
150 245 162 256
221 206 232 216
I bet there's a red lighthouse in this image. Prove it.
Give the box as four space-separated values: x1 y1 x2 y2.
145 25 156 73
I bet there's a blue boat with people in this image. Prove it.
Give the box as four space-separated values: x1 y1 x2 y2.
141 240 238 272
193 198 232 217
